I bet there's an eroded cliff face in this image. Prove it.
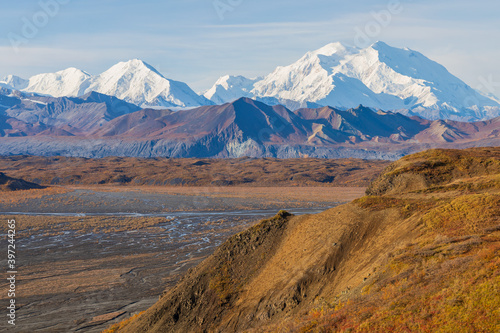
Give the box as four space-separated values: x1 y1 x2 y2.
111 148 500 333
0 137 409 160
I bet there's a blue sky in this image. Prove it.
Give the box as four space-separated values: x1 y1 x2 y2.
1 0 499 95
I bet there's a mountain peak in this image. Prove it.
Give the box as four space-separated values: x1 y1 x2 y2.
369 41 419 58
126 59 156 70
370 40 390 49
215 75 253 86
106 59 164 78
88 59 212 108
2 74 23 82
56 67 91 76
0 75 29 90
2 60 209 108
126 58 146 65
233 96 256 104
204 75 258 104
22 67 92 97
310 42 359 59
207 41 500 120
3 42 500 120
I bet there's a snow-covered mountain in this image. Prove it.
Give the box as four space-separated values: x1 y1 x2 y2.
203 75 260 105
3 43 499 120
86 60 212 108
204 42 500 121
23 68 92 97
0 75 29 90
0 60 212 109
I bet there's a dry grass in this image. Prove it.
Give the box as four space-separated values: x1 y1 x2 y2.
421 194 500 236
366 148 500 195
0 186 68 204
102 312 145 333
285 230 500 333
272 148 500 332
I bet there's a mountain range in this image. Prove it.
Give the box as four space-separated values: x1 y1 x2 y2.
1 60 211 109
204 42 500 121
0 87 140 136
1 41 499 121
1 94 499 159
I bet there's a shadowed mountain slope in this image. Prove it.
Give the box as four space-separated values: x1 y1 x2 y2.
0 88 141 136
0 172 45 191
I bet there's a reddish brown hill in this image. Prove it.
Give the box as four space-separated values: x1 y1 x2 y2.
92 108 174 137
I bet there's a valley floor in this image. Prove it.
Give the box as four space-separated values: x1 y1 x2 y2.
0 185 364 332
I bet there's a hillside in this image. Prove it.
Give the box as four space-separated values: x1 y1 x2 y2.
108 147 500 332
0 88 141 136
0 172 45 191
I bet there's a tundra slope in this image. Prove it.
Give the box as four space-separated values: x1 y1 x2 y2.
111 147 500 332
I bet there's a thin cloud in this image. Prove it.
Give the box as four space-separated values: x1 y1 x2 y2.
0 0 498 95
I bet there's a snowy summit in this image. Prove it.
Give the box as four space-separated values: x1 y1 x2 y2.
2 42 499 120
1 60 211 109
204 41 500 121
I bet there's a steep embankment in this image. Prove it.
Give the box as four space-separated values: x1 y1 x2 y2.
108 148 500 333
